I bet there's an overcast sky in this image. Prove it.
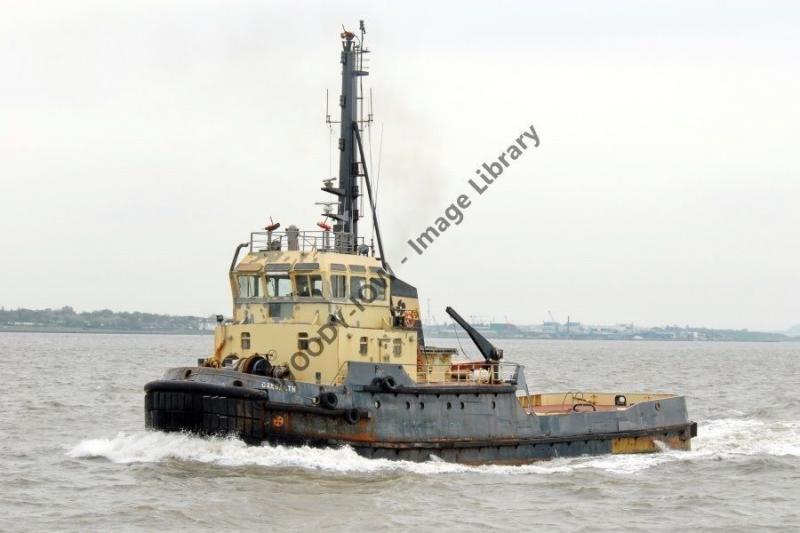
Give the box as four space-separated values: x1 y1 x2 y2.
1 1 798 331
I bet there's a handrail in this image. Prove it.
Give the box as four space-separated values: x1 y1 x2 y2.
250 230 371 255
330 361 521 386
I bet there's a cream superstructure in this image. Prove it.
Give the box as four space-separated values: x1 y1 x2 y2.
205 232 423 385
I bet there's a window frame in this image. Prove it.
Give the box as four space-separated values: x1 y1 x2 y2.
265 274 292 298
350 276 366 301
331 274 347 299
392 338 402 356
237 275 261 298
368 277 387 301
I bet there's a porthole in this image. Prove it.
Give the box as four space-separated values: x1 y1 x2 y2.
491 401 496 409
460 402 465 410
375 400 381 409
446 402 452 410
419 402 425 410
405 401 411 409
183 369 192 379
232 380 243 387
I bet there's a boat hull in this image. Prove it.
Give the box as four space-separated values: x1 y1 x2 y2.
144 363 696 465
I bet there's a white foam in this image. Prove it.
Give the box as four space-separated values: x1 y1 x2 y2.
66 418 800 476
561 418 800 475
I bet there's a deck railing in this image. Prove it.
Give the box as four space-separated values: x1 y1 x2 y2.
415 362 520 385
250 230 371 255
331 361 521 386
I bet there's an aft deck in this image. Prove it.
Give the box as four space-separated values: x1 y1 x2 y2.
518 392 678 415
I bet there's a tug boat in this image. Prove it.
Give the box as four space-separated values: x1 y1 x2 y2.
144 22 696 464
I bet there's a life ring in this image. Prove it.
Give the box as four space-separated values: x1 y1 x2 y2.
403 310 416 328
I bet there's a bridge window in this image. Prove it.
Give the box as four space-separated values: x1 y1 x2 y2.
311 275 322 296
238 276 260 298
331 275 347 298
369 277 386 301
296 275 323 297
351 276 366 300
349 276 387 302
393 338 402 356
266 275 292 297
241 332 251 349
268 303 293 318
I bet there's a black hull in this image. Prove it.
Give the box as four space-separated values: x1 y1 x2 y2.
144 378 697 465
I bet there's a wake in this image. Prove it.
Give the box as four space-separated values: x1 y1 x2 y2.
67 418 800 475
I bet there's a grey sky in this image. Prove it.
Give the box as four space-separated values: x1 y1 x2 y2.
1 1 798 331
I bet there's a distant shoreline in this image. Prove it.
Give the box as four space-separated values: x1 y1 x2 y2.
0 326 211 335
1 326 796 342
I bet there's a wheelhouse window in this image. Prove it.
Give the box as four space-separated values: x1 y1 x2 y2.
331 275 347 298
238 275 260 298
268 303 293 319
359 336 368 355
368 277 386 301
350 276 366 300
241 332 251 349
393 338 402 356
349 276 386 302
295 275 323 297
266 275 292 297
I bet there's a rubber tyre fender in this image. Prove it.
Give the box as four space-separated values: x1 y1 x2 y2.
319 391 338 409
380 376 398 392
344 408 361 424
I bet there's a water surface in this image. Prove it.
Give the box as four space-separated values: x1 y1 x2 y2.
2 333 799 531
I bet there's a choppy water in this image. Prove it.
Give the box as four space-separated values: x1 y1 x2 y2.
2 333 799 532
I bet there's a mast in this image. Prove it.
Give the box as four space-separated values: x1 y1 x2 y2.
324 22 370 252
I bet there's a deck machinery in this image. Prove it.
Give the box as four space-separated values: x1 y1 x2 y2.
144 22 696 464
